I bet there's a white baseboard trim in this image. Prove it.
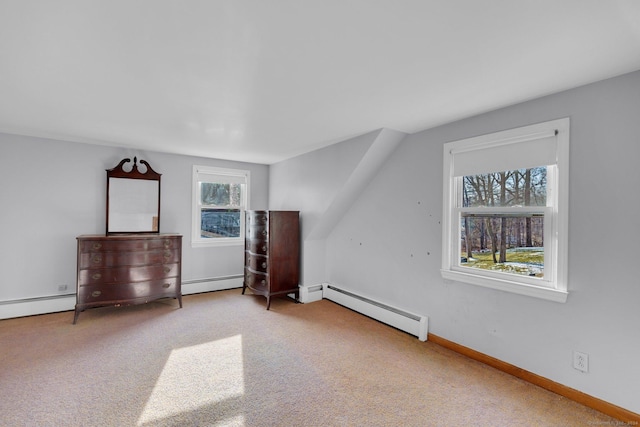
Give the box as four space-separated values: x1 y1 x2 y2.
0 294 76 320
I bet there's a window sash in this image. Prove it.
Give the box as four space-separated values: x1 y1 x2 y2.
192 166 249 247
197 183 244 209
452 206 553 287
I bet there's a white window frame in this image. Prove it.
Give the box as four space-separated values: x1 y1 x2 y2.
191 165 250 248
441 118 569 303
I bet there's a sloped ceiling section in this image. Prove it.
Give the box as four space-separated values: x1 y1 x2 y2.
306 128 406 240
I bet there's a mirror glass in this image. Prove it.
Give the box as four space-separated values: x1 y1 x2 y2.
108 178 159 233
106 157 161 234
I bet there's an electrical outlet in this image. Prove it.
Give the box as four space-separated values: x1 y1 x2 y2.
58 284 68 292
573 351 589 373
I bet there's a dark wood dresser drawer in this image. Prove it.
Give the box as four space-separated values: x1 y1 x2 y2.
77 263 179 285
245 239 268 255
245 253 268 273
247 211 268 225
244 269 268 291
77 278 180 304
78 248 180 269
246 224 268 240
78 237 178 253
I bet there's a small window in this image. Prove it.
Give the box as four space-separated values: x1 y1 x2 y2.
441 118 569 302
192 166 249 247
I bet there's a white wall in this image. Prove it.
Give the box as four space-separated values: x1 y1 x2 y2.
269 128 406 284
269 129 378 284
0 134 268 307
271 70 640 413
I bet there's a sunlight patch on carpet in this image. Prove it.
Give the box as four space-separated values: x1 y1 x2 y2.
137 335 245 426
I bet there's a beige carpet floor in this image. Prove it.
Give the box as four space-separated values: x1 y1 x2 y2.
0 289 619 426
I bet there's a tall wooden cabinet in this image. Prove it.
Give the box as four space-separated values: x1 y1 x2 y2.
74 234 182 323
243 211 300 309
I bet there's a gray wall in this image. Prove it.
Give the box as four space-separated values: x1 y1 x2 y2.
0 134 269 301
270 70 640 413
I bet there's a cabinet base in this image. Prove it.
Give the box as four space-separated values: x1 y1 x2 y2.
242 284 299 310
73 295 182 324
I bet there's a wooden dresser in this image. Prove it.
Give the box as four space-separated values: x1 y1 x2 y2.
242 211 300 309
74 234 182 323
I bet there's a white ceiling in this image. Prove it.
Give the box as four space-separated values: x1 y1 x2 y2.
1 1 640 164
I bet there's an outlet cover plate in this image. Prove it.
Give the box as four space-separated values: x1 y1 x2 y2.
573 351 589 373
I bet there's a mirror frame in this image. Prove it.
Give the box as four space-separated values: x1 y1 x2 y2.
106 157 161 235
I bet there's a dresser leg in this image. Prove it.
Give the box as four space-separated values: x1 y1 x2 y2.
72 310 80 325
266 296 271 310
177 295 183 308
242 282 247 295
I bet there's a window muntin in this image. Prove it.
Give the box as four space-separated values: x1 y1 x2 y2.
192 166 249 247
441 118 569 302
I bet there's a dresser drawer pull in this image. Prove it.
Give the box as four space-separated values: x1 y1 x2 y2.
163 251 171 259
261 280 266 285
262 246 267 252
92 242 102 250
91 290 102 298
261 262 267 269
162 283 171 288
262 230 267 236
164 240 172 248
91 255 102 264
164 266 171 274
92 273 102 281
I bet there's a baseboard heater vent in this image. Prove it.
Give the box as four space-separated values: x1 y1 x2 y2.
323 284 428 341
181 275 243 295
298 284 324 303
182 274 243 285
0 294 76 320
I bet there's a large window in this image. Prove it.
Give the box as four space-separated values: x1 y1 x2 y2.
192 166 249 247
441 118 569 302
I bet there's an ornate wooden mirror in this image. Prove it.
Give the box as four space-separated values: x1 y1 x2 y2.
106 157 161 234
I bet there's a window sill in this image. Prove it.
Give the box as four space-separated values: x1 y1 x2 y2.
441 269 568 303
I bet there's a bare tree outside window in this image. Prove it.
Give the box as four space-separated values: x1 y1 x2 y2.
460 167 546 277
199 183 242 238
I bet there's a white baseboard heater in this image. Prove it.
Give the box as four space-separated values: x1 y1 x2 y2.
181 275 243 295
0 294 76 320
322 284 428 341
298 284 324 303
